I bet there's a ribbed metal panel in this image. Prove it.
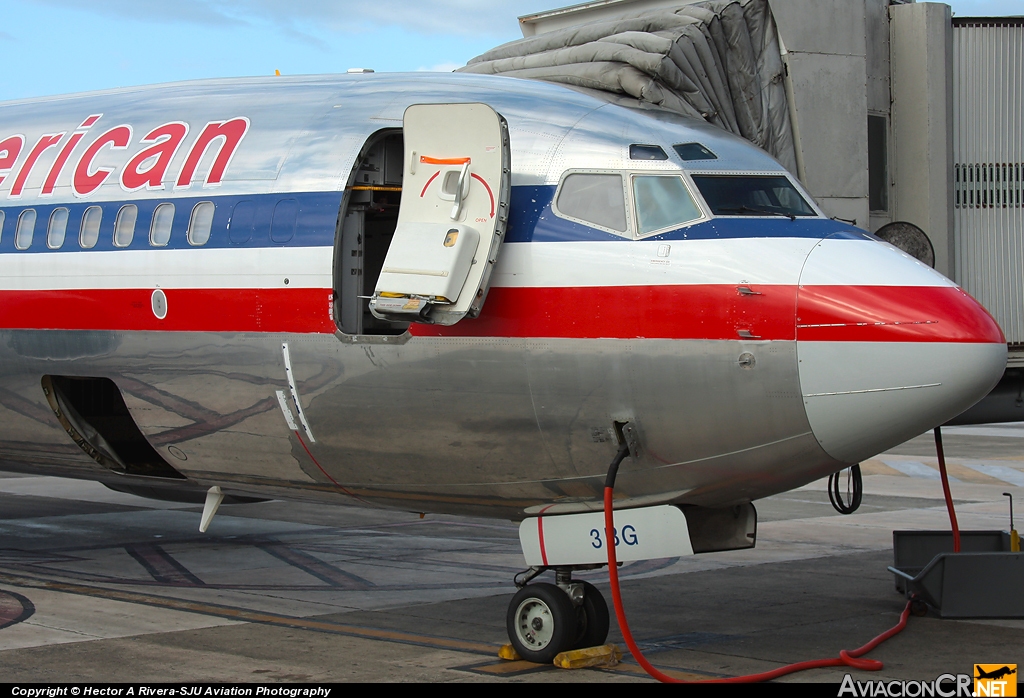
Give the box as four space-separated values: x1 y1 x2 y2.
953 20 1024 342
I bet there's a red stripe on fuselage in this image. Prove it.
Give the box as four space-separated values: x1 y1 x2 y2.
411 284 1002 342
413 284 799 340
0 284 1002 342
0 288 336 333
796 285 1004 343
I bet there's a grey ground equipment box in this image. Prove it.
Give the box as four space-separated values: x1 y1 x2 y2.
889 530 1024 618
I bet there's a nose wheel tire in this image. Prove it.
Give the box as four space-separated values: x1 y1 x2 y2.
506 582 576 664
573 580 610 649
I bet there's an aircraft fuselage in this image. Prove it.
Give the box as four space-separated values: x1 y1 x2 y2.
0 73 1006 520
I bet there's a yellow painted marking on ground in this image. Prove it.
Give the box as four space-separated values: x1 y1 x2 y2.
943 462 1009 485
860 459 904 476
873 456 1019 485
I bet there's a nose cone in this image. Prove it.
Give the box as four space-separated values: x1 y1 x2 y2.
797 235 1006 464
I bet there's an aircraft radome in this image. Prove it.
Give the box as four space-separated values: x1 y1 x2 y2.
0 72 1006 662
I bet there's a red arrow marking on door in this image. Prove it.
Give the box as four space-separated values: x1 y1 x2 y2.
471 173 495 218
420 170 440 197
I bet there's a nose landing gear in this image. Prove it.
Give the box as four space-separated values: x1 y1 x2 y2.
508 582 575 662
506 567 611 663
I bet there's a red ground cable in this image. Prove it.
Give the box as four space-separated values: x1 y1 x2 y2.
603 485 913 683
933 427 961 553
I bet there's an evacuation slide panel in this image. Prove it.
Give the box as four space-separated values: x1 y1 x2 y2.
373 102 509 325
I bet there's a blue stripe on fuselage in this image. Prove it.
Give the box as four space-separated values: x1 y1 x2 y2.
0 191 343 253
0 186 865 254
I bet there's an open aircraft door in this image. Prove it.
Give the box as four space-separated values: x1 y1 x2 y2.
369 103 510 326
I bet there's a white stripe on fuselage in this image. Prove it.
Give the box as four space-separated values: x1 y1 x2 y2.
0 238 954 291
491 238 819 288
0 247 332 290
798 239 954 287
493 238 954 288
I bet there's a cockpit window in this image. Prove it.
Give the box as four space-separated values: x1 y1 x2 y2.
555 173 628 233
691 175 816 217
632 175 704 235
674 143 717 161
629 144 668 161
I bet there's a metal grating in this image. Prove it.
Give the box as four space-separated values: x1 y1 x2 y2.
953 21 1024 343
955 163 1023 209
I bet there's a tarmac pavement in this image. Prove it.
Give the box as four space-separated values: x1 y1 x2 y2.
0 424 1021 683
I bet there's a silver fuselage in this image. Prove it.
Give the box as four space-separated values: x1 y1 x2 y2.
0 73 1006 519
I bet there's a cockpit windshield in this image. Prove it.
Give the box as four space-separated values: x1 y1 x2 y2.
692 175 816 218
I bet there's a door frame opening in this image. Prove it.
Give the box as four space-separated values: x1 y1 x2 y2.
333 128 410 336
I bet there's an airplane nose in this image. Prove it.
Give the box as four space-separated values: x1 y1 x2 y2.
796 234 1006 464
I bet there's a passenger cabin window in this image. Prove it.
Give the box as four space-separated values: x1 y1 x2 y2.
555 173 628 233
114 204 137 247
150 203 174 247
15 209 36 250
692 175 815 218
47 208 69 249
629 144 668 161
188 202 215 246
674 143 717 161
632 176 703 235
0 210 4 243
80 206 101 249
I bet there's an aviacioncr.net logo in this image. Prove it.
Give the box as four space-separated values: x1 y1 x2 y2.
839 674 973 697
974 664 1017 697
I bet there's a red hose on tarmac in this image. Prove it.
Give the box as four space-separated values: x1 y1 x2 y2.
934 427 961 553
602 444 913 683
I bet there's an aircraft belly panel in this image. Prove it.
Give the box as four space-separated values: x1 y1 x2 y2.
0 329 836 517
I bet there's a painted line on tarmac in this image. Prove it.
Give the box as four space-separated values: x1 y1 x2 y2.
0 570 496 655
0 568 722 681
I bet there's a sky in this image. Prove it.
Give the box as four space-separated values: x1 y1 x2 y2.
1 0 1021 102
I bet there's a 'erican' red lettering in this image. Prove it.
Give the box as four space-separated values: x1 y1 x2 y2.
0 135 24 188
73 126 132 197
42 114 102 196
176 117 249 188
121 122 188 191
10 134 64 197
42 133 86 196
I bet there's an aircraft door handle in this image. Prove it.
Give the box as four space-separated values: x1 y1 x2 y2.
450 161 471 220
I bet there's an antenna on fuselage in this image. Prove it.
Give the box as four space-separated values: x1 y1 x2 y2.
200 486 225 533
